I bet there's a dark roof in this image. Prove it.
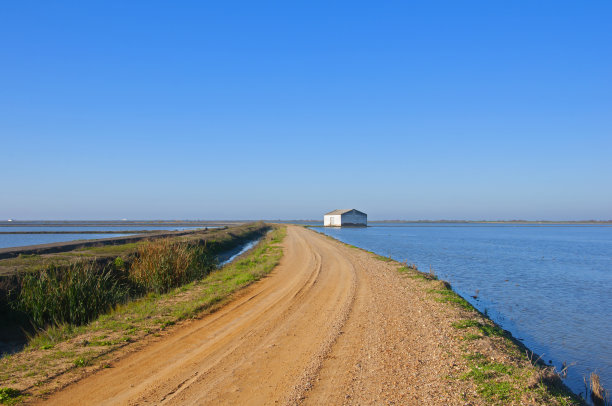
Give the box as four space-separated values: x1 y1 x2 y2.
324 209 366 216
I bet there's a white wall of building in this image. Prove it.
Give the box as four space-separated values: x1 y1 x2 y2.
324 210 367 226
324 215 342 226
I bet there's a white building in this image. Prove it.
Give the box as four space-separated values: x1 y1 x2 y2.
324 209 367 227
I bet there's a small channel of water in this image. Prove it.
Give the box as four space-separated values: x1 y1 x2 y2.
0 237 263 357
217 238 262 267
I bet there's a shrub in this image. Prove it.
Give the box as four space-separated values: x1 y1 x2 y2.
0 387 21 403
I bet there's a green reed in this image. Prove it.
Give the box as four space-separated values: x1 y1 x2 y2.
18 262 127 328
14 228 258 331
128 239 217 294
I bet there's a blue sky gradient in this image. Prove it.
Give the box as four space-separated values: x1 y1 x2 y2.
1 1 611 220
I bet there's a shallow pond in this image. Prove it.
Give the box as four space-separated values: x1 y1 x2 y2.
0 226 212 249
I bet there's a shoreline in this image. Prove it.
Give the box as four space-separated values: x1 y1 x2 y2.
306 226 587 404
0 225 584 404
310 222 611 400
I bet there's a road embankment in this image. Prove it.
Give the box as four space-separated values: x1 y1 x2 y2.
1 225 580 405
0 228 222 260
0 223 271 358
0 225 285 404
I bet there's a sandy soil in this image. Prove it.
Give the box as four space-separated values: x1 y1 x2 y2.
37 225 495 405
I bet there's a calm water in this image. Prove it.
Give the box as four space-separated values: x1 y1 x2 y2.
317 223 612 397
0 233 138 249
0 226 208 249
0 226 208 232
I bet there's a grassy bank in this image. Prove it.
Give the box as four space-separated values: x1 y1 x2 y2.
0 223 268 334
0 225 285 403
0 224 264 277
395 263 580 405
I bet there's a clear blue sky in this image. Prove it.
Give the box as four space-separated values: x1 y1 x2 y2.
1 1 610 220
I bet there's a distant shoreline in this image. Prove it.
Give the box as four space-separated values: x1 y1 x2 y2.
2 220 611 226
0 230 165 235
0 228 226 261
0 221 243 227
293 220 612 224
369 220 612 225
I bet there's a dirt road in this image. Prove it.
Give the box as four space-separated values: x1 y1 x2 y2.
41 225 479 405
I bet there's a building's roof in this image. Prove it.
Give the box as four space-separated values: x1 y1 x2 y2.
324 209 366 216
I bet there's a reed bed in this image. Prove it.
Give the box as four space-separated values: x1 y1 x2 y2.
129 239 216 294
18 263 127 328
13 225 267 332
587 372 610 406
17 240 215 329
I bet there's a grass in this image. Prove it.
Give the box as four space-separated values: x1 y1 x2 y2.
0 388 23 405
460 352 534 403
462 333 483 341
76 242 141 255
397 263 441 282
72 357 90 368
0 225 286 399
17 262 128 328
458 349 582 405
6 223 268 332
452 319 481 329
427 287 475 311
375 255 393 262
450 315 581 404
129 239 216 294
0 255 75 276
17 254 39 259
452 319 505 339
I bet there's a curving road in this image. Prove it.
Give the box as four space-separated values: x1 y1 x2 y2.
42 225 471 405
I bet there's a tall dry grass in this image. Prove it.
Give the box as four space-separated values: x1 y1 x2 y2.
587 372 610 406
13 225 264 333
129 239 216 294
